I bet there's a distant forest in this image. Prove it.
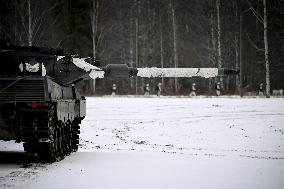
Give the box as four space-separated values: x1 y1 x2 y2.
0 0 283 96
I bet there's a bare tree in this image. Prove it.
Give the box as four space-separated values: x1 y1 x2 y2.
135 0 140 94
159 6 165 87
90 0 99 94
216 0 223 86
90 0 110 95
243 0 270 97
13 0 62 46
28 0 32 46
263 0 270 97
234 1 240 94
170 0 178 93
210 0 217 93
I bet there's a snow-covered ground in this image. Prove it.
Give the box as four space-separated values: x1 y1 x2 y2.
0 97 284 189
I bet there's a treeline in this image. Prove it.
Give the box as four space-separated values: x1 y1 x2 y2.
0 0 283 95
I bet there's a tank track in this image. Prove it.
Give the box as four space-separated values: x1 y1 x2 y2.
18 105 80 163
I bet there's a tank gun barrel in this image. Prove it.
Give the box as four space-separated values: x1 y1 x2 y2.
97 64 239 79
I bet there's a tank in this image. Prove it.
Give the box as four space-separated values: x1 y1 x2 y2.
0 46 90 162
0 45 239 163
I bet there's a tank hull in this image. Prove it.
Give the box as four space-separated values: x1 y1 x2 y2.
0 76 85 162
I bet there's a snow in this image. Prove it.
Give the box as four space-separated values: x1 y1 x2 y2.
137 68 219 78
56 56 105 79
89 69 105 79
72 57 100 72
71 57 105 79
19 63 40 73
0 97 284 189
19 63 46 76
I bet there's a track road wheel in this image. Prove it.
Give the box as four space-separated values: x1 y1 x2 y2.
37 109 57 163
71 119 80 151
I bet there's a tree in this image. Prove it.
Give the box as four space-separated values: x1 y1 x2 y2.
216 0 223 86
135 0 140 94
90 0 99 94
159 5 165 87
263 0 270 97
170 0 179 93
12 0 62 46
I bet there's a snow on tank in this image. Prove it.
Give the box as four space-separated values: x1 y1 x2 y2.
137 68 219 78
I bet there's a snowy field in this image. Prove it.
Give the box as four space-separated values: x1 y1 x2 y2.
0 96 284 189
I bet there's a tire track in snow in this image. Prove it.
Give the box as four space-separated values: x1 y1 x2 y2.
0 163 48 189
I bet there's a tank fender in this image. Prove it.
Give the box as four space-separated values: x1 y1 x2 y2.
47 77 63 100
79 99 86 117
56 100 75 123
